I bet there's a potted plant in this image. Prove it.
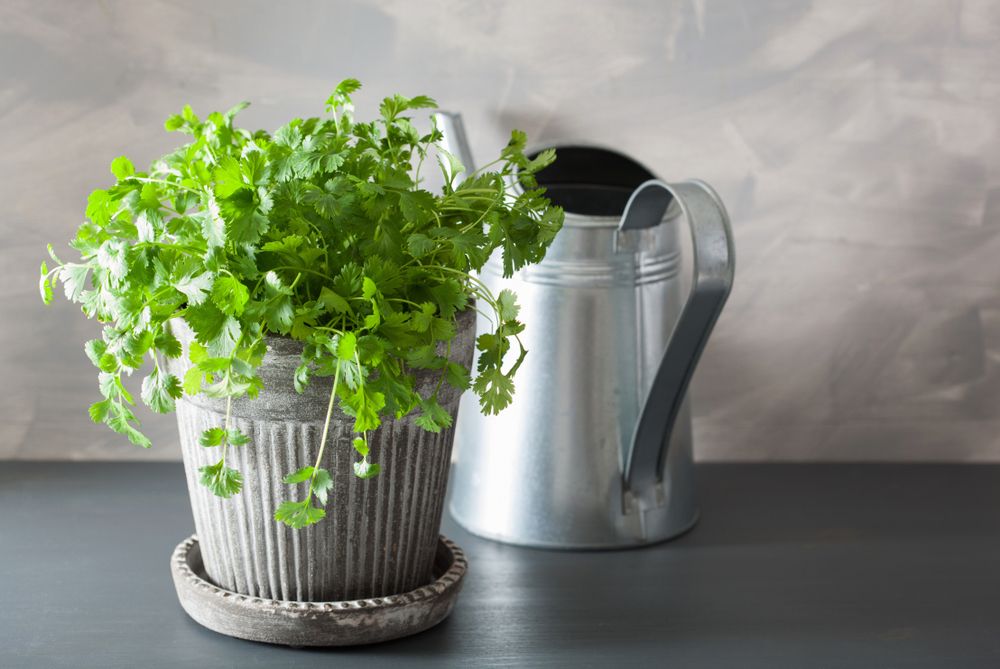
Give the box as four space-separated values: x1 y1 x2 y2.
40 79 563 642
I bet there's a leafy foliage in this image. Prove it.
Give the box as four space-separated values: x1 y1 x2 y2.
41 79 563 527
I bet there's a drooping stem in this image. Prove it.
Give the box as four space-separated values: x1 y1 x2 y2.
221 395 233 465
309 357 342 491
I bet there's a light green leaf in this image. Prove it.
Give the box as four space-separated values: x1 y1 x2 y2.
311 468 333 506
39 261 53 304
141 368 182 413
353 459 381 479
318 287 351 315
199 459 243 498
362 277 377 300
211 275 249 316
227 429 250 446
183 366 203 395
175 272 214 306
110 156 135 180
336 332 357 362
199 427 226 447
283 466 315 484
274 499 325 528
213 156 246 199
414 397 453 433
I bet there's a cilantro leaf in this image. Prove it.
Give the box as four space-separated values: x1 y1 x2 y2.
199 459 243 498
199 427 226 447
311 468 333 506
414 397 453 433
274 499 326 528
211 275 249 316
110 156 135 180
175 272 214 306
283 466 315 484
353 459 381 479
141 368 182 413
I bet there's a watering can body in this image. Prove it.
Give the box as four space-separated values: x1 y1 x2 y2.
436 116 735 549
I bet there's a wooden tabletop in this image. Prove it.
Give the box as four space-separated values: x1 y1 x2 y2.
2 462 998 668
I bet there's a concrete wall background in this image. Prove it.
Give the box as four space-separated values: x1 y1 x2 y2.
3 0 1000 461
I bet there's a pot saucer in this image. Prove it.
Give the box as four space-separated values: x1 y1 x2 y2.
170 534 467 646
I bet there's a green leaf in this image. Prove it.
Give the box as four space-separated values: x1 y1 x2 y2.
414 397 453 433
343 386 385 432
225 100 250 120
175 272 214 306
164 114 185 131
184 303 241 355
154 328 182 359
199 459 243 498
318 287 351 315
260 271 294 333
311 468 333 506
57 264 91 302
110 156 135 180
353 460 381 479
211 275 249 316
362 277 377 301
88 399 111 423
84 339 107 367
97 239 128 282
473 370 516 415
445 362 471 390
397 190 434 225
326 78 362 112
436 147 465 184
141 368 182 413
303 177 353 219
199 195 227 248
293 360 311 393
283 466 315 484
183 366 203 395
39 262 53 304
352 437 369 457
220 190 269 244
406 233 435 258
336 332 357 361
274 499 326 529
106 403 151 448
86 189 112 226
429 280 467 318
227 429 251 446
199 427 226 447
213 156 247 198
497 289 520 322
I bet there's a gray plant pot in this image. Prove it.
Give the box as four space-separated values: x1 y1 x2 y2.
166 309 475 602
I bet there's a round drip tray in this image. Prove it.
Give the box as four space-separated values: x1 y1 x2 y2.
170 534 467 646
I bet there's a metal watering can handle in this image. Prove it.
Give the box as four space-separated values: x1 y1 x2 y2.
619 179 735 494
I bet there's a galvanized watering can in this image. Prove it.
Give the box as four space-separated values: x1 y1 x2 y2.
436 115 735 548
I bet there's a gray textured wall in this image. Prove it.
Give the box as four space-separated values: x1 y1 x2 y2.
3 0 1000 461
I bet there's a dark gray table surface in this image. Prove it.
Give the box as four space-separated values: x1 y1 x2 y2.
2 462 999 668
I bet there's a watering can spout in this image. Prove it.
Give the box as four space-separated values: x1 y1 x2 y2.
619 180 735 495
432 111 476 178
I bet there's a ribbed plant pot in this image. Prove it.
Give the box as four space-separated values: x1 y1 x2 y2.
166 309 475 605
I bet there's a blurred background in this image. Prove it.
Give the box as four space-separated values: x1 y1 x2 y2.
3 0 999 461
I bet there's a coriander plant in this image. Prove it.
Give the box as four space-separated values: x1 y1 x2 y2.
40 79 563 528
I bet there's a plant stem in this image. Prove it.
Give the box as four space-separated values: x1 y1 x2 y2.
221 395 233 466
308 357 342 492
125 176 201 194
